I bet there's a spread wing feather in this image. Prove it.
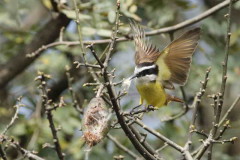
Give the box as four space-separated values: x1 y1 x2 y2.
130 21 200 86
157 28 201 85
130 21 160 65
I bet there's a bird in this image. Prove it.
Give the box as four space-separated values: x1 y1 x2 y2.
129 22 200 108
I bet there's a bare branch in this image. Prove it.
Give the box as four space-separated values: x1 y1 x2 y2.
73 61 101 69
219 95 240 126
66 65 83 113
0 135 45 160
27 0 238 58
36 72 65 160
107 134 140 159
184 67 211 151
1 97 22 135
87 45 105 69
128 125 159 158
194 0 234 159
134 119 184 153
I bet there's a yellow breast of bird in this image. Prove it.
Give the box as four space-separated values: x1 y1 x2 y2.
136 81 167 108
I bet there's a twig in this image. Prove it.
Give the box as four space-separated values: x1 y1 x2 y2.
134 120 193 159
184 67 211 151
0 144 7 160
219 95 240 126
194 0 234 159
180 86 189 113
156 143 168 153
123 105 156 116
45 110 65 160
96 84 104 98
212 137 237 144
59 27 65 42
28 0 238 57
191 129 208 138
0 135 45 160
216 120 230 140
107 134 140 159
66 66 83 113
103 4 120 68
73 61 101 69
134 119 183 153
11 143 44 160
36 73 65 160
87 44 104 68
72 0 85 57
72 0 103 86
1 97 22 135
128 125 159 158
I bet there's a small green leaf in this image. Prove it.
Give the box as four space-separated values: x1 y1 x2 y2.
97 29 112 37
108 10 116 23
82 27 96 36
61 9 92 20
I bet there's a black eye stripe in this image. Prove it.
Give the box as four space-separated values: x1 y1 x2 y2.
138 62 155 67
137 66 158 77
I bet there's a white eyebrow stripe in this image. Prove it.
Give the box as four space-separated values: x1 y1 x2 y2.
134 65 156 74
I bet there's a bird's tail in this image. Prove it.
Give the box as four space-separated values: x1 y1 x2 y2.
166 94 184 104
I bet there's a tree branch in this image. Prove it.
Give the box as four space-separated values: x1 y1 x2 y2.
219 95 240 126
107 134 140 159
27 0 239 57
194 0 234 159
184 67 211 151
1 97 22 135
134 119 183 153
36 73 65 160
101 1 158 159
0 135 45 160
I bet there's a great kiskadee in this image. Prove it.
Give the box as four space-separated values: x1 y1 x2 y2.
129 22 200 108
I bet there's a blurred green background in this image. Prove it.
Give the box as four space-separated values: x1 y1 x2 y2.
0 0 240 159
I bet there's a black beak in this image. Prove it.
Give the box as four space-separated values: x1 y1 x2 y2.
130 74 137 80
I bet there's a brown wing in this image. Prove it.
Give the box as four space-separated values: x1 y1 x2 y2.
130 21 160 65
157 28 201 85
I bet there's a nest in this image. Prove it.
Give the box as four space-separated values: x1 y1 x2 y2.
82 97 111 147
